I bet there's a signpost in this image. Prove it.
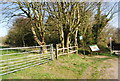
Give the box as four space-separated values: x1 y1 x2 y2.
89 45 100 52
109 37 112 54
89 45 100 56
79 36 83 40
79 36 85 58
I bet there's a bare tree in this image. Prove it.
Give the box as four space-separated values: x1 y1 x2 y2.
46 2 96 47
1 1 47 46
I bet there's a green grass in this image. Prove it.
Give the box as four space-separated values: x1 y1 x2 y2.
0 49 38 60
1 53 118 79
0 46 9 48
0 48 52 77
78 47 119 58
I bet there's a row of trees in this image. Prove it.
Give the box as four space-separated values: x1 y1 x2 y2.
1 1 118 47
5 17 120 47
5 17 60 47
5 18 36 47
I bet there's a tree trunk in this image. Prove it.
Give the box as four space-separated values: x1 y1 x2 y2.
41 32 45 45
74 30 78 46
66 33 70 48
22 37 25 47
31 26 42 45
60 28 64 48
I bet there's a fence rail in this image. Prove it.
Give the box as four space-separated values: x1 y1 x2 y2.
0 44 78 75
0 44 54 76
0 45 51 50
55 44 78 59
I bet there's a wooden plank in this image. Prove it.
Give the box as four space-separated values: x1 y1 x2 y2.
50 44 54 60
55 44 58 59
57 48 63 51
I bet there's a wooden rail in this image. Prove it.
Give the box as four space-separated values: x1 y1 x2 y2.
55 44 78 59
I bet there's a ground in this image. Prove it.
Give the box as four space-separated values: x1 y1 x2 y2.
1 54 118 79
90 55 118 79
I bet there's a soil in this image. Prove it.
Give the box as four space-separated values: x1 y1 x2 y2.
95 55 119 79
102 58 118 79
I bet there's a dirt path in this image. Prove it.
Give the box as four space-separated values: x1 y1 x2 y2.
95 56 118 79
102 58 118 79
82 55 119 79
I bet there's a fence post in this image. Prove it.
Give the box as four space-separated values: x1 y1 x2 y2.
63 47 64 55
67 44 70 55
50 44 54 60
66 47 68 56
55 44 58 59
76 45 78 55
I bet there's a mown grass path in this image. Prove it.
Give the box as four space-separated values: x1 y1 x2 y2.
2 54 118 79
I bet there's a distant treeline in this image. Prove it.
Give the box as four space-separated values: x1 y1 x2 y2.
4 18 60 47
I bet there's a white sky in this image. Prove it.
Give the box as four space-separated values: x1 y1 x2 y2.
0 23 9 37
109 13 118 28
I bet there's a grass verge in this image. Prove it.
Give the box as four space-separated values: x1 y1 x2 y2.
2 53 118 79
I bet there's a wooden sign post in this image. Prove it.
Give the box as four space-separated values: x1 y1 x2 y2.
109 37 112 54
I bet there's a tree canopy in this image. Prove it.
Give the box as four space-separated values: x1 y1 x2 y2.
1 1 118 47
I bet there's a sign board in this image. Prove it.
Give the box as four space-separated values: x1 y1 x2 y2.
109 37 112 40
79 36 83 40
89 45 100 52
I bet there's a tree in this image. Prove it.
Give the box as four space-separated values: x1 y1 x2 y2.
45 17 60 45
1 1 118 48
5 17 60 47
92 2 117 44
46 2 96 48
5 17 36 47
1 1 48 46
111 27 120 43
77 2 96 47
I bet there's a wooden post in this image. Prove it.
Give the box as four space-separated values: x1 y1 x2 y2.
69 44 71 54
50 44 54 60
90 51 92 56
55 44 58 59
63 47 64 55
76 45 78 55
67 47 69 57
62 48 64 55
110 37 112 55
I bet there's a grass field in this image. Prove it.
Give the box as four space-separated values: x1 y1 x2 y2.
1 53 118 79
